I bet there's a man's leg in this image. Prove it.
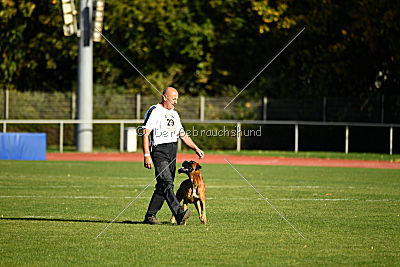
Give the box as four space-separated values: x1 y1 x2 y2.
153 159 185 218
160 180 184 218
144 158 169 221
160 179 190 224
144 187 164 218
145 143 190 224
144 148 167 221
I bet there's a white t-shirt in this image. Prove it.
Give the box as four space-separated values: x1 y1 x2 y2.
143 104 184 147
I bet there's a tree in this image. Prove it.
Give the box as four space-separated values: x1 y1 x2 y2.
96 0 294 95
1 0 399 99
266 0 400 98
0 0 77 92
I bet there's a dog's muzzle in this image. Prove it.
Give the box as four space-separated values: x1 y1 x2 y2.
178 167 191 174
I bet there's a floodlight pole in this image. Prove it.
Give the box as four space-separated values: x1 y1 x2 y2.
76 0 93 152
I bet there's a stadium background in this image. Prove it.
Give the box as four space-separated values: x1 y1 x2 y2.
1 91 399 153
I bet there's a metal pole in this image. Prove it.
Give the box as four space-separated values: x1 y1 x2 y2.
263 96 268 120
390 126 393 155
381 95 384 123
322 96 327 122
71 91 76 119
120 122 124 152
295 124 298 152
60 122 64 153
345 125 349 154
76 0 93 152
5 88 9 119
136 93 141 120
236 122 241 151
200 95 205 121
2 121 5 133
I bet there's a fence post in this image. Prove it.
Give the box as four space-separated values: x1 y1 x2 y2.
390 126 393 155
71 91 76 119
5 88 9 119
2 121 6 133
120 122 124 152
59 122 64 153
136 93 141 120
322 96 327 122
295 123 299 152
263 96 268 120
345 125 349 154
381 95 384 123
200 95 205 121
236 122 241 151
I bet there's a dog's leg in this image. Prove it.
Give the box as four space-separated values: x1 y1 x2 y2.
195 200 202 222
182 202 188 225
171 202 187 224
200 200 206 224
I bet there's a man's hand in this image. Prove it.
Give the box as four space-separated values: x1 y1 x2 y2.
144 155 153 169
195 148 205 159
180 133 205 159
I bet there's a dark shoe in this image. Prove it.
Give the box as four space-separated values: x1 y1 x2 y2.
144 215 162 225
177 209 191 225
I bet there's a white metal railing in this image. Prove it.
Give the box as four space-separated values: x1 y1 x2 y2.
1 119 398 155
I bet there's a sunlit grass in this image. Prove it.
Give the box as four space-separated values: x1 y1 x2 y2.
1 161 399 265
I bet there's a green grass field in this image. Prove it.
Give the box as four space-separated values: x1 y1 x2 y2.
1 160 399 265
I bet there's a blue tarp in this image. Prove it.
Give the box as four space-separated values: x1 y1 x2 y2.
0 133 46 160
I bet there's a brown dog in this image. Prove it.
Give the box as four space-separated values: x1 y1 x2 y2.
170 160 206 224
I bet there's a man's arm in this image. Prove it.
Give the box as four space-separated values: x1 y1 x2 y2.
180 132 205 159
143 128 153 169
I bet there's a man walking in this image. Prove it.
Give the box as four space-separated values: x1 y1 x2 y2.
142 87 205 225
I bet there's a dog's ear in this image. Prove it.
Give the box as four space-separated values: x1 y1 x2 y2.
195 163 202 171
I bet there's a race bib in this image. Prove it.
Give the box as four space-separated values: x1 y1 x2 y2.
164 114 177 133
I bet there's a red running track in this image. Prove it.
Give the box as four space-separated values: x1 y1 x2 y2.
46 152 400 170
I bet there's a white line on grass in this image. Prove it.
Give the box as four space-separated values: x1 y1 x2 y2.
0 175 152 180
0 184 154 189
206 185 355 189
0 195 112 198
209 197 399 202
224 27 306 109
0 185 355 189
224 158 306 239
0 195 400 202
2 195 398 202
4 215 99 219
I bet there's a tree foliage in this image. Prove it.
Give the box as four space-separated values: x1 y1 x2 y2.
1 0 399 98
0 0 77 92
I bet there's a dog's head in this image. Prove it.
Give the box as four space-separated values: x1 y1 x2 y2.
178 160 202 174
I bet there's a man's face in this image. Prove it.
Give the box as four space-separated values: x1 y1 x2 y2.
163 90 178 109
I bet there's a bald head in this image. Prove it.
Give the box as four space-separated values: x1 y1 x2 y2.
161 87 179 110
162 87 178 96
